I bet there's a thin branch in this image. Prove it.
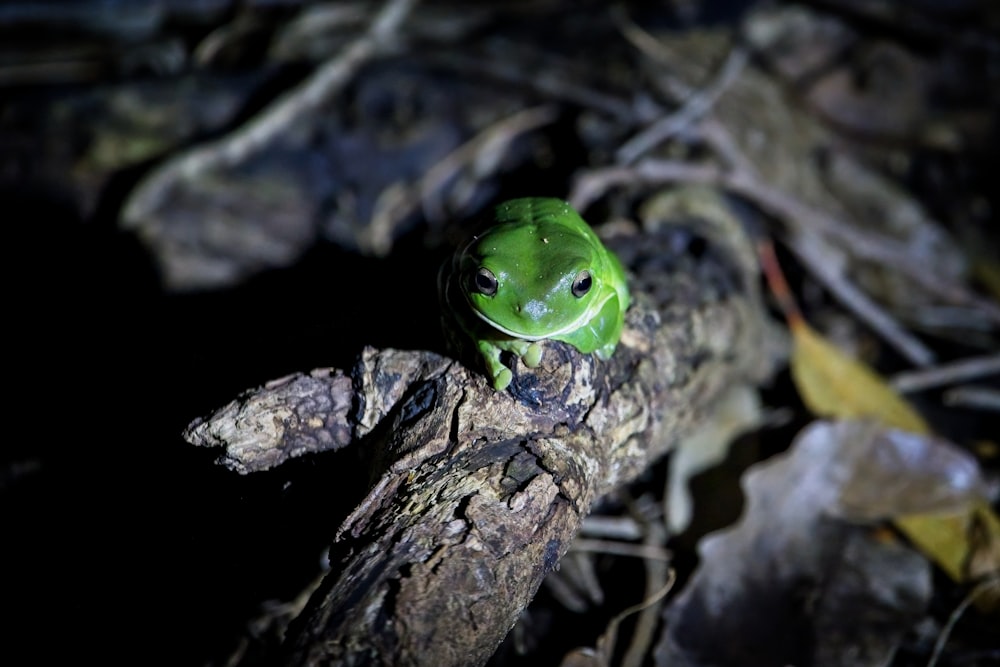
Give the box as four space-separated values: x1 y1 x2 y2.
616 47 749 165
579 515 644 541
786 229 937 366
942 386 1000 412
424 49 635 122
123 0 419 225
927 576 1000 667
570 539 672 562
571 159 939 366
621 497 671 667
892 353 1000 393
419 105 560 221
595 573 677 667
357 104 559 254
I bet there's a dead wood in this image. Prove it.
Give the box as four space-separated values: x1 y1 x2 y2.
183 204 774 666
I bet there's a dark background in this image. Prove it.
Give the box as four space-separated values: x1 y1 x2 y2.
3 1 999 665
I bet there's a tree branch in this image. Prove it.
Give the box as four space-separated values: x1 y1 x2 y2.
184 205 774 666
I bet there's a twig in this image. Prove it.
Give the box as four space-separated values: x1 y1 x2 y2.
787 229 936 366
698 117 760 177
424 48 635 122
595 572 677 667
621 497 671 667
419 105 560 221
612 5 685 72
610 4 703 102
891 353 1000 393
123 0 419 225
619 117 1000 327
926 576 1000 667
571 159 938 366
570 160 720 211
942 386 1000 412
358 105 559 254
570 539 672 562
579 515 643 541
616 47 749 165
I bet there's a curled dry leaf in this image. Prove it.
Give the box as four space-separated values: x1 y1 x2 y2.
657 419 970 667
760 239 1000 591
789 320 1000 588
830 425 989 522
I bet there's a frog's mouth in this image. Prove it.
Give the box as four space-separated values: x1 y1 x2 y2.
470 296 608 341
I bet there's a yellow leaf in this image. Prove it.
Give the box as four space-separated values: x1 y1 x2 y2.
758 238 999 594
895 510 977 584
896 502 1000 611
790 320 930 434
788 320 1000 601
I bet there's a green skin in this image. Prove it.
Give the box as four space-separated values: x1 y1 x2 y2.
440 197 630 391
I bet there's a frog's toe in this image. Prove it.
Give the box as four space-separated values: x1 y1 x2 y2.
595 342 616 361
523 342 543 368
493 368 513 391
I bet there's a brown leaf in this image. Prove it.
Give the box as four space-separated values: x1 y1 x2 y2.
657 420 933 667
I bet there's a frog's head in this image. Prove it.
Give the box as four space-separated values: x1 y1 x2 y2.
458 201 610 340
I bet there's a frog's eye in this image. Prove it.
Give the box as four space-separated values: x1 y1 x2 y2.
572 270 592 298
474 267 498 297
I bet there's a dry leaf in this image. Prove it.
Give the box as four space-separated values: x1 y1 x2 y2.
790 319 930 433
789 321 1000 593
759 240 1000 599
895 507 989 586
657 420 934 667
829 427 988 521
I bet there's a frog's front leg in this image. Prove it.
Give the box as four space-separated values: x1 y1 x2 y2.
478 338 544 390
477 339 514 391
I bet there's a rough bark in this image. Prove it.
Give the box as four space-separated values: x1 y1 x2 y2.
184 204 775 666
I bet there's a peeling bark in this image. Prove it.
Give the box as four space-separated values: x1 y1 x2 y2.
184 205 775 666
